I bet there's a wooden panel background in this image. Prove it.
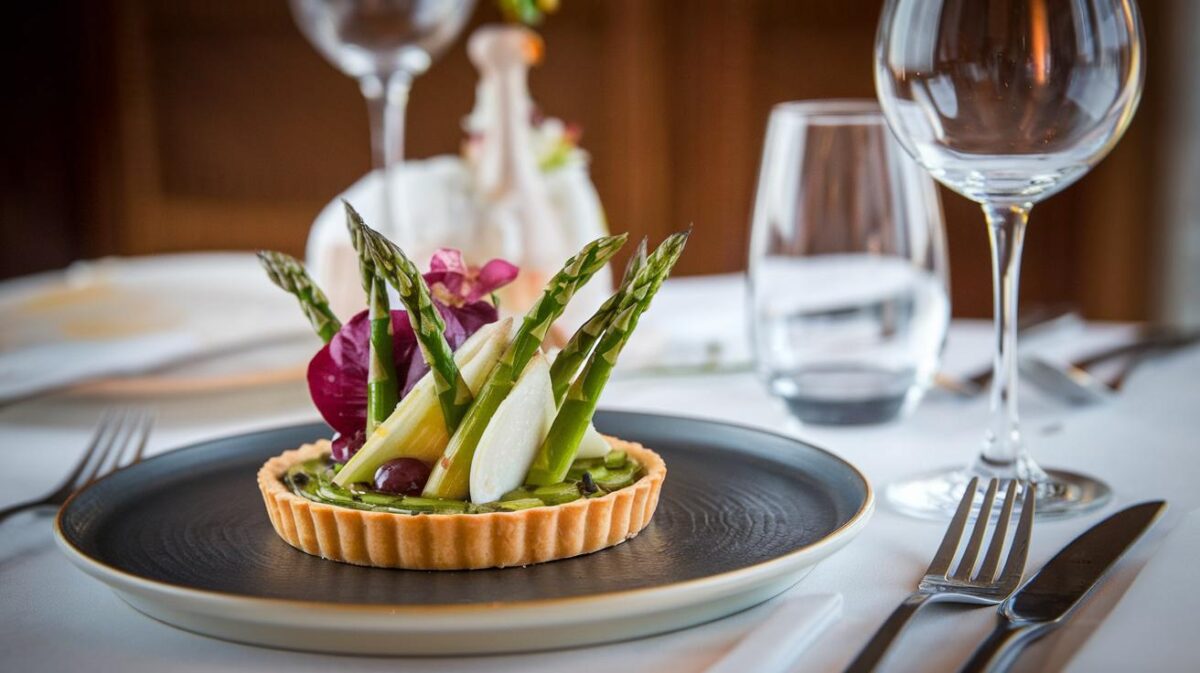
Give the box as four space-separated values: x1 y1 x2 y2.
0 0 1174 319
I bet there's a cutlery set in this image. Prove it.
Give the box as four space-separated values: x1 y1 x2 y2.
847 481 1166 672
959 501 1165 672
937 308 1200 406
845 479 1035 672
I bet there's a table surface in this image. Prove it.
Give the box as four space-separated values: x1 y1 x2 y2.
2 302 1196 672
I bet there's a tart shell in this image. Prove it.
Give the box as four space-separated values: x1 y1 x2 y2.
257 437 666 570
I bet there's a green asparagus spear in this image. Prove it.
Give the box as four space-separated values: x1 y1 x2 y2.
422 233 629 499
357 221 475 433
344 202 399 434
257 251 341 343
526 229 689 486
548 237 648 405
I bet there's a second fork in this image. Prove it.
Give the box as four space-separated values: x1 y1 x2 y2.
844 478 1035 673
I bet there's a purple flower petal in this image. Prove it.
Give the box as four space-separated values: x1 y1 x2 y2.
472 259 520 301
450 300 502 336
429 248 467 274
424 270 467 302
424 249 519 306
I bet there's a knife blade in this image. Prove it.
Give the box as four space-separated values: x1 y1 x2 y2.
959 501 1167 673
1017 327 1200 406
1017 356 1113 407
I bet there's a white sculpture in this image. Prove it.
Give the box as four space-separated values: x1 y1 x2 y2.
306 24 611 340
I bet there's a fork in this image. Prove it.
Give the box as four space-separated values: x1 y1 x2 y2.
843 478 1036 673
0 409 154 525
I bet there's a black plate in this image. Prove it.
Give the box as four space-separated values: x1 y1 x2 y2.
56 411 872 653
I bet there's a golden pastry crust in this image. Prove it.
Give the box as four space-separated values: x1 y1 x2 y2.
257 437 666 570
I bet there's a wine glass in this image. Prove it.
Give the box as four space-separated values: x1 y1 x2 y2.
875 0 1145 519
748 101 949 426
289 0 477 240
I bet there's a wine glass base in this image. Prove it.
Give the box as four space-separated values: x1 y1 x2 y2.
885 466 1111 521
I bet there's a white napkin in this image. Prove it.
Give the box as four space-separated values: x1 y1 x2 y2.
0 254 313 402
1064 509 1200 672
705 593 843 673
0 332 202 401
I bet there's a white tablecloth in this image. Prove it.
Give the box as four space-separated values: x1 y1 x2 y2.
2 315 1197 672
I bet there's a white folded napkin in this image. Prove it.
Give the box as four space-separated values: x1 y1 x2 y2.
0 332 202 401
1064 509 1199 672
705 593 842 673
0 253 313 402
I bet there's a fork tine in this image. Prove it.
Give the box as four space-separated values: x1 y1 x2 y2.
120 410 155 468
998 481 1037 587
50 410 119 495
79 410 131 487
109 409 139 471
975 479 1020 581
926 477 979 576
951 478 998 580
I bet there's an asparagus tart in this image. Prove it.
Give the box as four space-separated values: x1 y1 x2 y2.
256 203 687 569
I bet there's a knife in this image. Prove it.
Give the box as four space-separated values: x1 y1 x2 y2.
1017 356 1113 407
959 501 1167 673
1016 327 1200 407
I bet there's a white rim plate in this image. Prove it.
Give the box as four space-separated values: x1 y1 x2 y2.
55 413 874 655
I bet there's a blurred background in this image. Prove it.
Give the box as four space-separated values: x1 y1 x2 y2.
2 0 1197 321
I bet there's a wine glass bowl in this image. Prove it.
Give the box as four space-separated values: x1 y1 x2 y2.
875 0 1145 519
290 0 475 79
288 0 477 241
876 0 1145 205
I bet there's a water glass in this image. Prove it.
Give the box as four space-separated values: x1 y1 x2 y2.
748 100 949 425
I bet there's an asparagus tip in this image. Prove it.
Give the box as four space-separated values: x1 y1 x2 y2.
342 199 365 225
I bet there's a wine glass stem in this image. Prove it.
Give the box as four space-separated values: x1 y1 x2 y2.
361 71 413 240
979 202 1040 476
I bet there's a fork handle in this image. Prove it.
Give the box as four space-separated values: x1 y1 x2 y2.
958 620 1044 673
0 498 52 526
842 592 934 673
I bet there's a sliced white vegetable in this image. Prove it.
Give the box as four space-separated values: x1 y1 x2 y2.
469 352 555 504
576 423 612 459
332 318 511 487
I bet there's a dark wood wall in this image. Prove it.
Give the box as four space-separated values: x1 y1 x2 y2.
0 0 1174 319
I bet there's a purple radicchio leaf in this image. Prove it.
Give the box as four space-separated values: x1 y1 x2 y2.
307 248 517 435
306 310 417 437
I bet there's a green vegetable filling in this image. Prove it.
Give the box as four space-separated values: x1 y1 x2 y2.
286 451 640 515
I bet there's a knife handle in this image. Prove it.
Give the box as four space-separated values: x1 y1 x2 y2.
843 592 934 673
959 620 1043 673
